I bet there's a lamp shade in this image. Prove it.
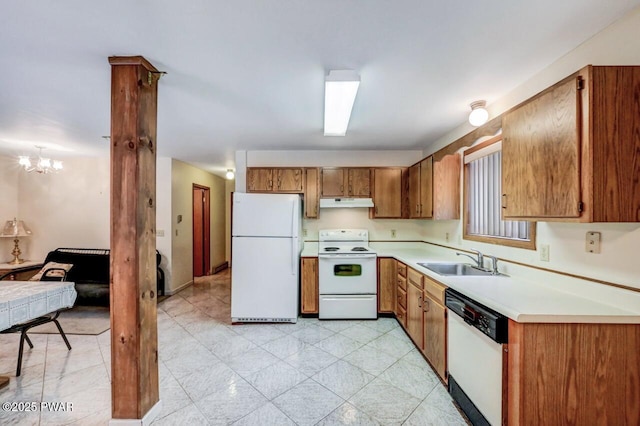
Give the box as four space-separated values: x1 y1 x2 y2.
1 218 32 238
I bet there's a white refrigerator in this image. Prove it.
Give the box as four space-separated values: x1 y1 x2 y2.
231 192 302 323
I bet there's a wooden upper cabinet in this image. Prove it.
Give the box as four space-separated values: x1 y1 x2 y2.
246 168 273 192
321 168 371 197
304 168 319 219
371 168 407 218
409 156 443 219
276 168 303 192
502 65 640 222
246 167 303 193
321 168 345 197
433 154 460 220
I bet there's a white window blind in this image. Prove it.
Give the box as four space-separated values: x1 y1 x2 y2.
467 150 530 240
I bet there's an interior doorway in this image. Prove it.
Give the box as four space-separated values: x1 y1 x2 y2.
192 184 210 277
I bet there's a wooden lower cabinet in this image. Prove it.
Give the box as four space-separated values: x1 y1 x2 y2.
422 292 446 381
300 257 318 314
508 320 640 425
377 258 396 313
406 278 424 349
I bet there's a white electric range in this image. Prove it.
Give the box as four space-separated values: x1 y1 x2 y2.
318 229 377 319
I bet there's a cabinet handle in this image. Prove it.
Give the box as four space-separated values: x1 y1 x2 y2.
420 204 423 215
269 180 273 189
277 180 281 189
340 185 344 193
415 204 419 214
349 185 352 195
502 194 507 209
418 295 422 308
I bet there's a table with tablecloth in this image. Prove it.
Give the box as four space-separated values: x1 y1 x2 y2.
0 281 77 388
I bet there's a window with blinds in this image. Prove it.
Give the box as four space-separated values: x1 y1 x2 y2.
464 137 535 249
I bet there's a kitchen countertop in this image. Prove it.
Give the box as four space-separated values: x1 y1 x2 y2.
301 241 640 324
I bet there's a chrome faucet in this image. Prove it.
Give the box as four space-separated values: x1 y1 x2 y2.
486 255 500 275
456 249 485 269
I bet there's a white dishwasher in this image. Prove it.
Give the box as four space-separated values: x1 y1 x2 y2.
445 288 508 426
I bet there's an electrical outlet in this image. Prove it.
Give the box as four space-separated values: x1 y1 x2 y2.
156 229 165 237
586 231 601 254
391 229 397 238
540 244 550 262
302 229 308 237
445 232 450 243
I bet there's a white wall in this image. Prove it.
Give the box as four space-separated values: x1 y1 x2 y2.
156 157 173 291
0 156 20 262
17 157 110 261
170 159 226 293
422 8 640 289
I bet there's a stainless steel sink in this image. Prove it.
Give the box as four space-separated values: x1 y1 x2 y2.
417 262 494 276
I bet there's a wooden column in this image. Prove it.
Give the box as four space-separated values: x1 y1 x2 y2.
109 56 160 420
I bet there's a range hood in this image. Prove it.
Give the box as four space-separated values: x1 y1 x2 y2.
319 198 374 208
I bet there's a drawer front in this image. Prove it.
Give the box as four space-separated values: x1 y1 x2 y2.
397 262 407 278
397 305 407 328
423 276 446 305
407 267 423 290
397 275 407 291
397 286 407 310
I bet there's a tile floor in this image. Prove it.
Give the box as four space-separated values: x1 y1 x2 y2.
0 270 468 425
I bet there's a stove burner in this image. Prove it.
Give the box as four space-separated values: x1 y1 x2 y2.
351 247 368 252
324 247 340 252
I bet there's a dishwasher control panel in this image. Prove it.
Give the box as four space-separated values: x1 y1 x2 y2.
445 288 508 343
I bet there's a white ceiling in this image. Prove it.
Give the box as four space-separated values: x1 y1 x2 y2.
1 1 639 176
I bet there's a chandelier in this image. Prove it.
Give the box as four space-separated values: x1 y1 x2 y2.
18 146 63 174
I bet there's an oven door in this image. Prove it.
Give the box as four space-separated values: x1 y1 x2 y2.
318 254 377 294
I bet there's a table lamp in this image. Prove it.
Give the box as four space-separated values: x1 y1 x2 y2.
1 218 32 264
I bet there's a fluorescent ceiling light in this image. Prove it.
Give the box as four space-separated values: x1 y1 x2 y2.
324 70 360 136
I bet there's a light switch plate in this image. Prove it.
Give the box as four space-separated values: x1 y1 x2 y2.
391 229 397 238
586 231 601 254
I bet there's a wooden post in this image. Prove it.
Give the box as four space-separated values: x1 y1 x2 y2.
109 56 160 421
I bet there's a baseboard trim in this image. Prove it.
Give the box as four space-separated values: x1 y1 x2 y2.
165 280 193 296
109 399 162 425
212 261 229 274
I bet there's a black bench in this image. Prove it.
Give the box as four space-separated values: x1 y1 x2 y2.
1 248 165 306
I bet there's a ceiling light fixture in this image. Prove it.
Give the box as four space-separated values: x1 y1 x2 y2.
225 169 235 180
18 146 63 174
324 70 360 136
468 100 489 127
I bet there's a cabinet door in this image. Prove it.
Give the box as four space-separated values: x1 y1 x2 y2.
372 168 403 218
277 168 304 192
348 168 371 197
419 157 434 218
433 154 460 220
246 168 273 192
423 293 447 381
321 168 346 197
304 168 319 219
406 281 424 350
409 163 421 218
377 258 396 313
502 75 582 218
301 258 318 314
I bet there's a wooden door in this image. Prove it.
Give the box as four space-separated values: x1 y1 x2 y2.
192 185 210 277
409 163 421 218
301 258 318 314
372 168 402 218
423 293 447 381
321 168 346 197
406 281 424 349
348 168 371 197
502 75 582 218
377 258 396 313
433 154 460 220
419 157 434 218
277 168 304 192
246 168 273 192
304 168 319 219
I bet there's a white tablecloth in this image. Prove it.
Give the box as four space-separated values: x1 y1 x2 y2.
0 281 77 332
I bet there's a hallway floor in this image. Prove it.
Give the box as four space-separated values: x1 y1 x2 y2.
0 270 467 425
